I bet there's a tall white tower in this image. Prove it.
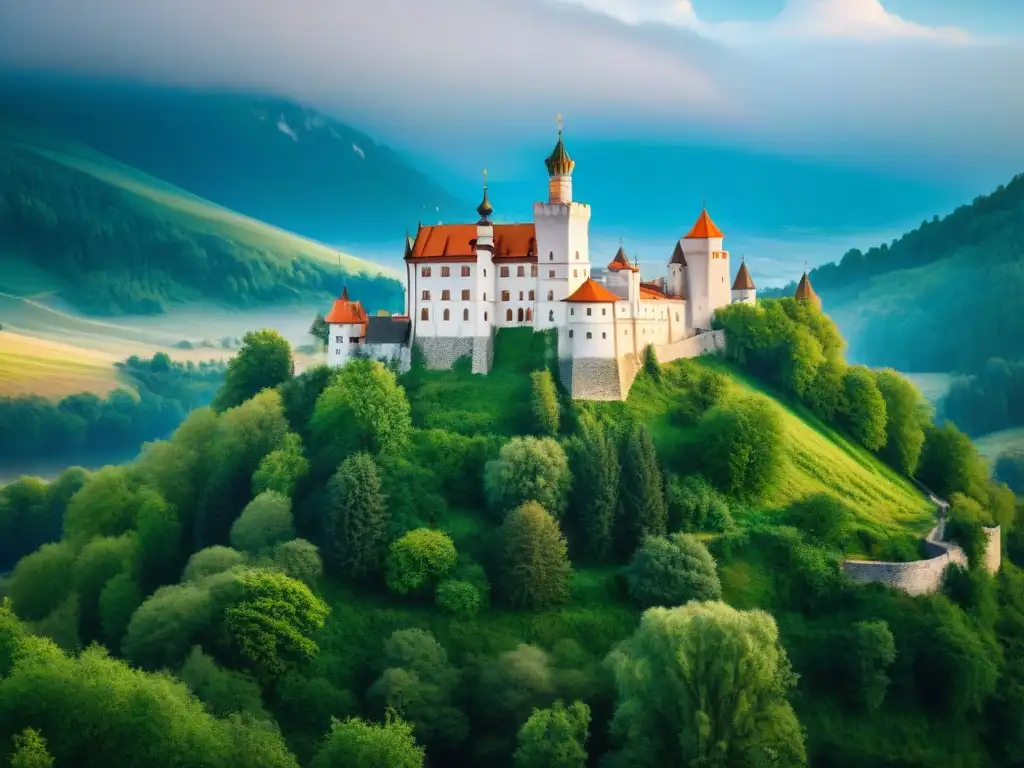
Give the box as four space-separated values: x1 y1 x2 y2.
677 207 730 332
474 171 496 337
535 115 591 332
668 242 687 299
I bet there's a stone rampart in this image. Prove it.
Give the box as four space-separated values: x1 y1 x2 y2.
559 358 624 400
471 334 494 375
416 336 494 374
841 522 1001 596
654 329 726 365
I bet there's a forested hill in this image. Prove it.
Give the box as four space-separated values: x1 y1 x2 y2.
0 76 466 245
775 172 1024 373
0 128 404 316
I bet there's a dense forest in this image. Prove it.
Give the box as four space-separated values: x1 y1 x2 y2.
0 302 1021 766
0 141 403 315
765 172 1024 373
0 353 225 463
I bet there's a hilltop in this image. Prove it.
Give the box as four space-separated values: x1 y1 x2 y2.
0 124 403 315
0 75 466 245
767 172 1024 373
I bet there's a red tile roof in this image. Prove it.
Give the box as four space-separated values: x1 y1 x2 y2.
563 278 623 303
408 223 536 261
732 262 755 290
684 209 724 239
324 289 369 324
794 272 821 307
607 246 638 272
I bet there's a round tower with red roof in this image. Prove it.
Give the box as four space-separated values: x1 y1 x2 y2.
324 287 369 365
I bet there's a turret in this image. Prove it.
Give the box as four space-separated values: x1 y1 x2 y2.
324 286 369 366
731 257 756 305
794 270 821 309
668 242 687 299
676 206 729 332
545 114 575 205
474 169 496 333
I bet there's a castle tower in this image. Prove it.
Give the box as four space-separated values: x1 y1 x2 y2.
559 278 622 400
676 206 729 332
731 257 756 305
534 115 592 333
794 270 821 309
668 242 687 299
473 171 497 373
325 286 369 366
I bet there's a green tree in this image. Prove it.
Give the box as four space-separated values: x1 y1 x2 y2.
513 700 590 768
484 437 571 520
803 359 846 421
643 344 661 381
786 493 853 550
839 365 887 451
71 533 136 642
61 467 141 547
268 539 323 587
566 412 619 561
665 474 732 533
497 503 572 610
625 533 722 609
618 424 668 555
530 370 560 436
97 573 143 652
212 329 294 412
6 542 76 622
385 529 458 595
477 644 557 728
308 313 330 346
9 727 54 768
310 358 411 458
699 396 784 499
846 620 896 711
607 602 806 767
435 580 482 618
917 422 990 502
252 432 309 498
133 489 182 593
220 569 329 680
183 546 247 582
0 477 53 572
875 369 926 475
323 453 389 579
311 712 425 768
229 491 296 556
179 646 269 720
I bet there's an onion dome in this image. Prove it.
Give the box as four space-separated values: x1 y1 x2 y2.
732 259 755 290
477 169 493 222
794 271 821 308
544 114 575 176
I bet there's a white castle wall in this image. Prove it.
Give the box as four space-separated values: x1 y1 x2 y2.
655 329 726 364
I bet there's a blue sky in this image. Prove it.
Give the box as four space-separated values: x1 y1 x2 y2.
0 0 1021 282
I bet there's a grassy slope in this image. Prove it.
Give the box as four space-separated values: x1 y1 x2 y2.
0 329 129 398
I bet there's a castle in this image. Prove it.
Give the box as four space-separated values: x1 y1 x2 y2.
323 120 820 400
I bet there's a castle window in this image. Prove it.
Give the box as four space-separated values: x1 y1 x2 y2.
519 291 524 301
569 330 574 339
530 265 537 277
501 290 510 302
443 309 450 321
526 308 533 321
529 290 535 301
602 332 606 339
463 308 469 321
570 308 575 316
573 270 578 278
484 311 488 321
335 336 342 343
506 309 513 321
586 308 592 316
483 269 487 277
441 266 450 277
483 293 487 301
461 266 471 277
548 270 555 279
586 332 592 339
549 251 553 261
549 310 554 321
335 349 340 355
421 308 429 321
517 266 526 277
421 290 430 300
462 289 470 301
421 267 431 277
575 251 580 260
518 308 524 322
547 290 554 301
675 313 679 321
500 266 510 278
349 337 360 344
441 290 450 301
602 308 606 316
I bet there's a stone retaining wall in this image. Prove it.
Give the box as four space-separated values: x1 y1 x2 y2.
654 329 726 365
416 335 493 374
559 358 624 401
471 334 494 375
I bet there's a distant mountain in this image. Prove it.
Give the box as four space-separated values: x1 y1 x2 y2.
771 172 1024 373
0 124 403 315
0 75 466 247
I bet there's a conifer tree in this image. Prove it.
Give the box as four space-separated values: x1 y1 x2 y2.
10 728 54 768
566 412 619 561
617 424 667 559
323 452 389 579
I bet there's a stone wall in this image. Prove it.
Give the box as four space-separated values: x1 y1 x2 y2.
654 329 726 364
471 334 494 375
359 343 411 373
559 357 624 401
841 522 1001 596
417 337 474 370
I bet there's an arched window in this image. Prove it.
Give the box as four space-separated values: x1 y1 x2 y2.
549 251 554 261
501 290 510 302
528 290 535 300
569 330 574 338
575 251 580 260
483 293 487 301
525 308 533 321
602 332 606 339
463 308 469 321
547 290 554 301
517 308 524 322
519 291 524 301
602 308 606 315
421 308 429 321
484 311 489 322
443 309 450 321
506 309 513 321
483 269 487 277
548 310 554 321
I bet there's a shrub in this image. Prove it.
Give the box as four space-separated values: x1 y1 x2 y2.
785 493 853 550
531 370 560 436
665 474 732 533
385 529 458 596
625 533 722 608
699 396 784 499
484 437 571 520
435 580 482 618
643 345 661 380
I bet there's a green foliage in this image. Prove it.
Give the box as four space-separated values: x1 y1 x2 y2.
267 539 323 587
625 533 723 609
916 422 990 502
6 542 75 622
995 450 1024 494
530 370 560 436
785 494 853 550
252 432 309 498
642 344 661 381
0 477 58 573
484 436 570 520
565 412 619 561
9 728 53 768
212 329 294 413
311 712 425 768
183 546 247 582
943 358 1024 436
874 369 926 475
497 503 572 610
323 453 389 580
385 529 458 596
61 467 142 547
513 700 590 768
699 396 784 499
221 569 329 680
665 474 732 533
229 491 296 556
606 602 806 767
308 313 329 346
435 580 482 618
278 364 338 439
839 365 888 452
97 573 142 652
179 646 269 720
311 358 411 459
71 533 136 641
477 644 559 728
133 489 182 593
618 423 668 556
945 493 993 568
846 620 896 711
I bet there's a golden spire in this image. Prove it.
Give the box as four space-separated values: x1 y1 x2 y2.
557 113 563 135
476 167 493 221
545 114 574 176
